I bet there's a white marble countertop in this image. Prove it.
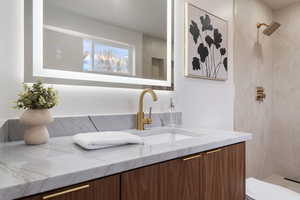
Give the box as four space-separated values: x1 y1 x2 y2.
0 127 252 200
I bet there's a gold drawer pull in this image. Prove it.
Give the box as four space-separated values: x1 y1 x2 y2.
183 154 202 161
42 184 90 199
206 149 222 154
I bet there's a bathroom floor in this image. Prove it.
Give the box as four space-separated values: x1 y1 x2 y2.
264 174 300 194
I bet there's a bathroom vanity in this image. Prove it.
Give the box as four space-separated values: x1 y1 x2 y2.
0 127 251 200
20 143 244 200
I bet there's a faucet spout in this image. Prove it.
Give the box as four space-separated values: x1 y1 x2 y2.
137 88 158 130
138 88 158 112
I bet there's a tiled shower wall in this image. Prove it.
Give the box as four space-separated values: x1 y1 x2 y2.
235 0 300 179
269 3 300 178
234 0 274 178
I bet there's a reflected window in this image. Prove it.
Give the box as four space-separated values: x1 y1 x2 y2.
44 26 135 76
83 39 93 72
83 39 134 76
92 42 130 74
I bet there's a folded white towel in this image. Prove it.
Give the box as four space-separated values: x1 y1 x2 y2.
73 131 144 150
246 178 300 200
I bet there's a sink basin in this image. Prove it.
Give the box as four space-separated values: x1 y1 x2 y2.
125 127 207 146
142 133 193 145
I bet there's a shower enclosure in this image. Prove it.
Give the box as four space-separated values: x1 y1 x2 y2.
234 0 300 190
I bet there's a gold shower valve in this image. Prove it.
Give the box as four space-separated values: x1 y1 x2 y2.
256 87 266 102
257 23 269 29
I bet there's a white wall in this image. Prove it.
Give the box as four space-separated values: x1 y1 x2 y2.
174 0 235 130
0 0 234 132
0 0 24 125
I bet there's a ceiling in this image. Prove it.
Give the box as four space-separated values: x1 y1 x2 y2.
260 0 300 10
45 0 167 39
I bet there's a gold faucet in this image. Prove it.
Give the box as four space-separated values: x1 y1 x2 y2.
136 88 158 130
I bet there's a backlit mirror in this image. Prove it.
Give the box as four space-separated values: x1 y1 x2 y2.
25 0 174 90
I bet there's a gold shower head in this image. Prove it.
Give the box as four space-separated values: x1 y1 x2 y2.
257 22 281 36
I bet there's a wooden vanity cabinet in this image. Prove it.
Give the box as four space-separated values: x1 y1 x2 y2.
19 175 120 200
19 143 245 200
203 147 227 200
92 175 120 200
160 153 205 200
121 142 245 200
121 153 204 200
41 183 93 200
203 142 245 200
121 164 161 200
225 142 246 200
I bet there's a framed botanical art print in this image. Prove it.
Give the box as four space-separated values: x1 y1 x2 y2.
185 3 228 80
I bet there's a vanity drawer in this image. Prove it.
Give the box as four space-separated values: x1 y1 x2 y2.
19 175 120 200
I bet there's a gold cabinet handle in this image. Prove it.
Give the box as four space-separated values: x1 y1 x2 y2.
183 154 202 161
206 149 222 154
42 184 90 199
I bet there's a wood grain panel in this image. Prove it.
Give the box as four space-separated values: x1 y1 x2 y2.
121 164 161 200
225 143 246 200
92 175 120 200
19 175 120 200
40 183 93 200
160 154 204 200
204 148 227 200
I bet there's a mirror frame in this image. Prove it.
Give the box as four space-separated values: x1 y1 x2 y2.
28 0 174 90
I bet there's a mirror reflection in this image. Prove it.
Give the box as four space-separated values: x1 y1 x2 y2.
43 0 168 81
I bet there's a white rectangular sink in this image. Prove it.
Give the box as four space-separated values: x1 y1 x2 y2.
124 127 207 145
142 133 193 145
126 127 208 146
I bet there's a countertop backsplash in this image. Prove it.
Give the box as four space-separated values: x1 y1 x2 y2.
0 112 182 143
0 121 8 142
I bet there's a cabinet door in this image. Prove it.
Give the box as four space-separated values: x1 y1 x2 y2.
225 143 246 200
22 175 120 200
92 175 120 200
121 164 161 200
160 154 204 200
40 183 93 200
204 143 246 200
204 148 227 200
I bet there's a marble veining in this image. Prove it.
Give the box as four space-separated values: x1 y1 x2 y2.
0 127 252 200
2 112 182 143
